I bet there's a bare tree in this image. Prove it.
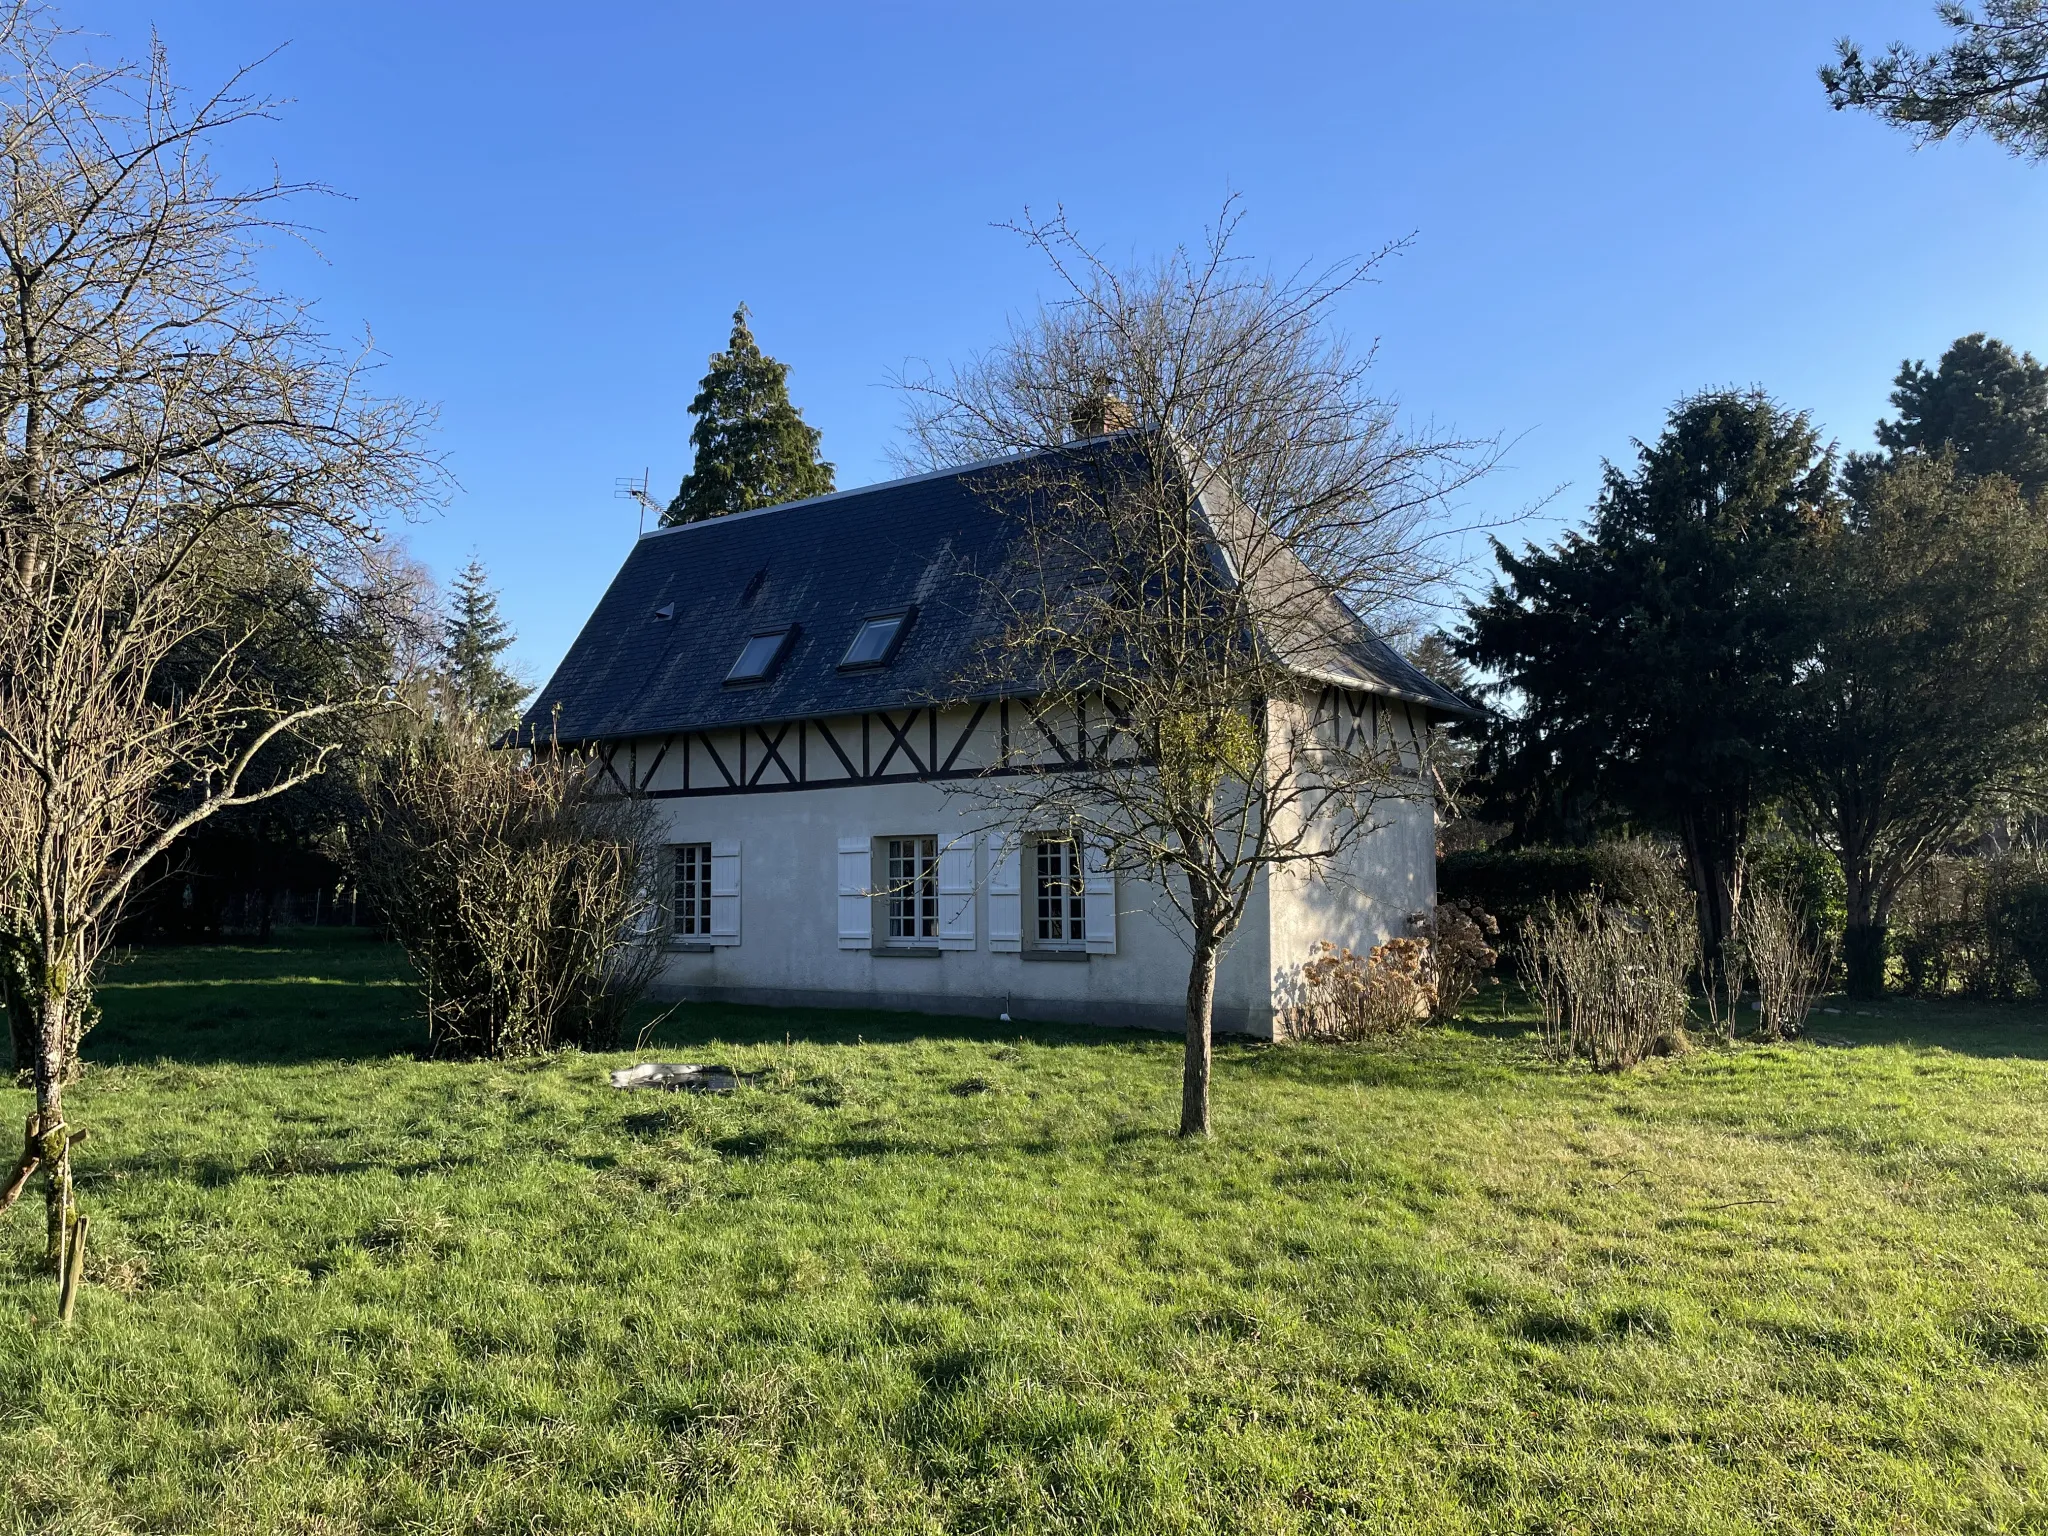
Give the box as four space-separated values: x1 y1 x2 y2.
0 8 437 1271
901 202 1492 1136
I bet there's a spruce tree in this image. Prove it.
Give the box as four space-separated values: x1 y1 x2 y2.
442 559 528 731
663 306 835 525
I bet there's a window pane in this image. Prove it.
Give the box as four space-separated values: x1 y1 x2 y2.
1034 838 1084 945
841 615 903 668
886 835 939 940
673 843 712 935
727 631 788 683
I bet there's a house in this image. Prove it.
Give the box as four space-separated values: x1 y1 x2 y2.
523 437 1470 1037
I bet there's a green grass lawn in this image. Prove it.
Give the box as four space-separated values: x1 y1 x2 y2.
3 931 2047 1534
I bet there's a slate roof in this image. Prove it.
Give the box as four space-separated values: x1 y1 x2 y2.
525 440 1473 745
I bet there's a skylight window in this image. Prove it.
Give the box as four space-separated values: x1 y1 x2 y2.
840 611 911 670
725 627 794 685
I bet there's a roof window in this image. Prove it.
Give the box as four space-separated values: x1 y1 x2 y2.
839 610 912 670
725 627 795 685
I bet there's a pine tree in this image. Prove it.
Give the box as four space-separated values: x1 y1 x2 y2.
442 559 528 731
663 305 835 525
1872 333 2048 494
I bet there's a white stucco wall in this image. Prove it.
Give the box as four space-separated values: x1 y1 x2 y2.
625 700 1439 1039
643 774 1282 1034
1260 792 1438 1034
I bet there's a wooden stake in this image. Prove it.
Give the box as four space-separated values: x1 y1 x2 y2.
58 1212 87 1324
0 1111 40 1214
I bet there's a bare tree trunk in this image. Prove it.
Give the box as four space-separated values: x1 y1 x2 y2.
1181 937 1218 1138
36 991 72 1270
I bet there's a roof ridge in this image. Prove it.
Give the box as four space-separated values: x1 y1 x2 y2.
633 438 1123 541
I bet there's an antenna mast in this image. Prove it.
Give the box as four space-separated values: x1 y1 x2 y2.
614 468 662 535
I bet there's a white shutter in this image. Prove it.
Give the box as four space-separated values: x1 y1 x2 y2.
988 835 1021 952
1083 838 1116 955
837 835 872 949
937 835 977 950
708 839 741 945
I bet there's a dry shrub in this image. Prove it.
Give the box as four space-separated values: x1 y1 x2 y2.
1523 894 1695 1070
1427 900 1499 1022
1289 900 1500 1041
1739 887 1832 1040
1292 938 1435 1041
354 727 663 1058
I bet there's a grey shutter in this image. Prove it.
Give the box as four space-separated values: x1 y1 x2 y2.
1083 838 1116 955
938 834 977 949
708 839 741 944
989 835 1021 952
837 835 872 949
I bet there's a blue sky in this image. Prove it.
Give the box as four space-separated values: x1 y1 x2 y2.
70 1 2048 684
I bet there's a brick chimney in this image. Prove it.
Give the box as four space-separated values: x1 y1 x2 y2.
1069 391 1134 439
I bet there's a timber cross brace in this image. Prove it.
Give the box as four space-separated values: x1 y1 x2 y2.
578 700 1146 800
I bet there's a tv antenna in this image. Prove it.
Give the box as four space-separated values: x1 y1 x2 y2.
615 468 663 535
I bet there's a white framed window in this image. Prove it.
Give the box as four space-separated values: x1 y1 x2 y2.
1032 836 1086 949
881 835 939 944
673 843 713 936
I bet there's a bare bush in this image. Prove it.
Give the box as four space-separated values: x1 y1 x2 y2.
354 728 662 1058
1699 938 1748 1042
1738 887 1832 1041
1426 900 1499 1022
1523 895 1695 1069
1290 938 1434 1042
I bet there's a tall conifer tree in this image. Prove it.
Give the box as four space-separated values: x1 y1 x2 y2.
663 306 835 525
1460 391 1836 980
442 559 527 731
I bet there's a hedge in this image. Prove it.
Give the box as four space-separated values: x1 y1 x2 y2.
1438 841 1682 949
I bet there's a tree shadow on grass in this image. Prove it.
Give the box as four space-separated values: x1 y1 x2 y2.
1223 1028 1535 1096
83 929 426 1066
1788 998 2048 1061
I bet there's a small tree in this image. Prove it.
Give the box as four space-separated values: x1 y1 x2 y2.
663 306 834 525
354 725 662 1058
0 12 434 1269
902 203 1491 1136
1824 2 2048 159
441 558 528 731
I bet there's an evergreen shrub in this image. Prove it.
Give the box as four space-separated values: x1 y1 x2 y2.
1990 877 2048 997
1439 841 1681 971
